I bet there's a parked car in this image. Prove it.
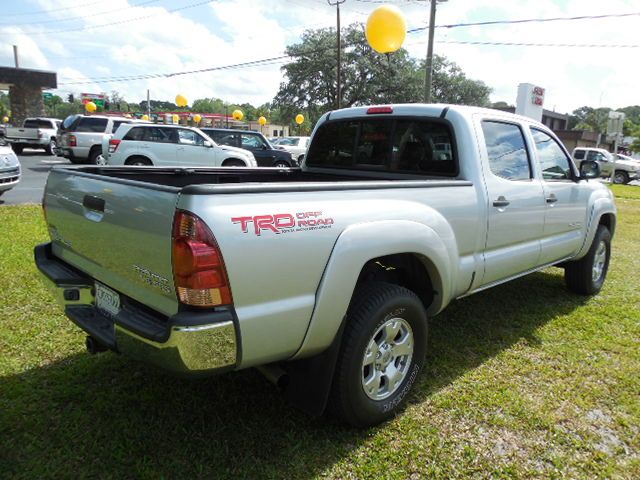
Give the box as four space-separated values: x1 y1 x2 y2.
614 153 640 164
0 142 21 197
5 117 61 155
36 104 617 427
201 128 296 167
104 124 257 167
57 114 143 164
271 136 310 163
572 147 640 184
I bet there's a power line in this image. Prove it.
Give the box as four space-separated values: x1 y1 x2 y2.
409 11 640 33
0 0 162 27
0 0 215 35
437 40 640 48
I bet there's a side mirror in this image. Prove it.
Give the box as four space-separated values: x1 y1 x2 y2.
261 144 268 150
203 140 213 148
579 160 601 179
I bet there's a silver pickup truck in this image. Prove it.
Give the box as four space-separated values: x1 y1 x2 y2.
5 117 61 155
35 104 616 426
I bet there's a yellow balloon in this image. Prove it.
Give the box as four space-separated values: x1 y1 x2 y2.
258 116 267 126
365 5 407 54
193 114 202 123
141 114 149 121
232 109 244 121
172 114 180 123
295 114 304 125
175 95 188 107
2 116 8 123
85 101 97 113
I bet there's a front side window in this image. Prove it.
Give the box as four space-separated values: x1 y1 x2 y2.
586 150 608 162
241 134 267 150
76 117 108 133
306 118 456 176
531 128 573 181
178 129 205 146
481 121 531 181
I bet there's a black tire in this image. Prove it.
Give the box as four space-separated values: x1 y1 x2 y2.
125 156 152 166
68 157 85 164
12 145 23 155
273 160 290 168
45 138 57 155
565 225 611 295
613 170 629 185
88 147 102 165
329 282 427 427
222 158 246 167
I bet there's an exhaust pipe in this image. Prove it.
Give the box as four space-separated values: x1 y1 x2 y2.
85 336 108 354
257 364 290 389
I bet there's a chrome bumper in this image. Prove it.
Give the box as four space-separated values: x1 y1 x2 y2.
34 243 238 376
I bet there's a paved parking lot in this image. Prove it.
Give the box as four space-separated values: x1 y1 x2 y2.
0 149 71 206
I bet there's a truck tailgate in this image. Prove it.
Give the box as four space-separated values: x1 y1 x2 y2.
44 168 180 316
6 127 39 140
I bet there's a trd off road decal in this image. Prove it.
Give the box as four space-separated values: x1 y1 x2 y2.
231 211 334 236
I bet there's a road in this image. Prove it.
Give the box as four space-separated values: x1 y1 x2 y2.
0 149 71 206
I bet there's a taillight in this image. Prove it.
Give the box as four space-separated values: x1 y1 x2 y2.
172 210 232 307
367 106 393 114
69 135 77 147
109 139 121 153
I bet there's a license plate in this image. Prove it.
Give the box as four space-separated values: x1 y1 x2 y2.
95 282 120 317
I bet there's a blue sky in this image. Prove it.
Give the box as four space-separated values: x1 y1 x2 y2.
0 0 638 114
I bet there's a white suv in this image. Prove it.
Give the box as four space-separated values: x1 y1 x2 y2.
104 124 257 167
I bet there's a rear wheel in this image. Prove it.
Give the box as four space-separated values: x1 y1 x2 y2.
565 225 611 295
329 282 427 427
45 138 57 155
222 158 246 167
125 156 152 166
613 170 629 184
88 147 103 165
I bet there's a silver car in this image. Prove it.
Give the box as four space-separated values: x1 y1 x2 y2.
0 142 21 197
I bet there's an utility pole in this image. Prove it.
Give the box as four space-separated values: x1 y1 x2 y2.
146 89 151 118
424 0 437 103
13 45 19 68
328 0 346 109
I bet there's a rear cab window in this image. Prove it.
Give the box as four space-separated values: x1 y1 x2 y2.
573 149 585 160
24 119 56 129
306 117 457 176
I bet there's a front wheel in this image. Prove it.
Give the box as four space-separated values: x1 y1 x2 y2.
273 160 289 168
565 225 611 295
329 282 427 427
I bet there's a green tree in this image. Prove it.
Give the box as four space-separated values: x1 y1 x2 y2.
273 24 491 127
44 95 64 117
0 91 11 119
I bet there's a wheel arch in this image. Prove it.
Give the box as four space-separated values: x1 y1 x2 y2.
124 155 152 165
291 219 454 361
574 194 617 260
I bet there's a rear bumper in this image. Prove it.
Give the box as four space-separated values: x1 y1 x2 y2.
34 242 238 376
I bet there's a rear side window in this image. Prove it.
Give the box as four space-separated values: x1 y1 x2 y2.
24 119 54 129
111 120 129 133
76 117 108 133
142 127 178 143
123 127 145 141
573 149 585 160
482 121 531 181
306 118 456 176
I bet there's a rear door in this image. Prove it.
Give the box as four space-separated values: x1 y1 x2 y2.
139 126 178 165
479 120 546 286
44 169 180 316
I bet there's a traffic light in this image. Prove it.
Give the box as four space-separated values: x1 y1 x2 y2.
67 94 74 103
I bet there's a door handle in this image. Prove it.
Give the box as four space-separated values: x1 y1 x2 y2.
83 195 105 212
492 196 510 208
546 194 558 204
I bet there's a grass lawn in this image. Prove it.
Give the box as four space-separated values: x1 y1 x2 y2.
1 186 639 479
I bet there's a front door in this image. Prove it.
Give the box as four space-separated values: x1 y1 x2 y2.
530 128 590 264
480 120 546 286
176 129 213 166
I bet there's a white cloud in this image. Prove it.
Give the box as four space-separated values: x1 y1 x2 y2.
2 0 637 114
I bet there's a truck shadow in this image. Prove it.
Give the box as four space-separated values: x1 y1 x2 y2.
2 269 588 479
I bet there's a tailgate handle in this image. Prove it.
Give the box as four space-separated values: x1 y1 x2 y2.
83 195 105 212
